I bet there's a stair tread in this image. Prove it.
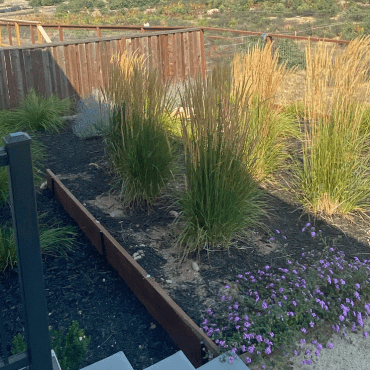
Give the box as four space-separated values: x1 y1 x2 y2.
199 351 251 370
143 350 195 370
80 351 134 370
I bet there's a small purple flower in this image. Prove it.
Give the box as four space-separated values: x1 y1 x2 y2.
276 230 280 234
301 339 306 344
270 332 274 338
301 327 307 333
317 343 323 350
248 345 255 353
256 335 263 343
365 332 368 338
229 357 234 364
328 343 334 349
315 350 320 357
224 285 229 289
311 231 316 238
245 357 251 364
356 283 360 290
310 321 315 328
265 346 271 355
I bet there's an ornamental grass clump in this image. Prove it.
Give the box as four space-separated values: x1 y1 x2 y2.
0 213 77 273
176 64 265 260
201 227 370 369
293 35 370 216
100 52 175 208
0 89 71 134
232 42 300 182
0 124 47 206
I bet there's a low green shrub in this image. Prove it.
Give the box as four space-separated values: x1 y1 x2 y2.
12 320 91 370
0 89 71 134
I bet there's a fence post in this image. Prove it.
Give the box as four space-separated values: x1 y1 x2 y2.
58 25 64 41
1 132 53 370
37 25 43 43
14 22 21 46
6 24 12 46
96 26 101 38
30 25 35 44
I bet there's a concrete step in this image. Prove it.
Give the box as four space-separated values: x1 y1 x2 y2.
79 351 134 370
198 351 251 370
78 349 252 370
143 351 195 370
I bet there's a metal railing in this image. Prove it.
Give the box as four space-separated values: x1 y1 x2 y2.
0 132 53 370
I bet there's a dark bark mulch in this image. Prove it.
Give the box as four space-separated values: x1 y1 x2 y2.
1 119 370 369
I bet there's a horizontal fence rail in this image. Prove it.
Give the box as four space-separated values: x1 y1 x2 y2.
0 21 364 110
0 28 206 110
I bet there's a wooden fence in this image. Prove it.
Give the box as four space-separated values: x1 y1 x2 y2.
0 28 206 110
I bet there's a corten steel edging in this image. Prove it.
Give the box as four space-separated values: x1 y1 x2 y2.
45 169 219 368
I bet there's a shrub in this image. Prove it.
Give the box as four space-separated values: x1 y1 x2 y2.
176 64 265 260
293 35 370 216
99 52 175 208
12 320 91 370
0 89 71 134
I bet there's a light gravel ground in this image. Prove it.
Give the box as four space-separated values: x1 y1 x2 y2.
288 316 370 370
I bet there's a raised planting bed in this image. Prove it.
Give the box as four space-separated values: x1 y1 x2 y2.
29 119 370 368
0 182 181 369
45 167 219 367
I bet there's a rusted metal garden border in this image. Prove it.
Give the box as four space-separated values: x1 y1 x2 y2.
45 168 219 369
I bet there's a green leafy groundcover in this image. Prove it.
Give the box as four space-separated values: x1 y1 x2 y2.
12 320 91 370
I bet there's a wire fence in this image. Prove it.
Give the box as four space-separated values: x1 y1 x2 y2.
203 29 350 73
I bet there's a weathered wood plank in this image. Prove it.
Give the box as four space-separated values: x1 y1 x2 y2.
183 32 190 80
95 42 103 93
3 50 17 107
150 35 158 71
52 46 62 99
41 47 52 97
188 31 195 78
167 33 174 79
0 50 9 109
11 49 25 103
56 45 68 99
85 43 93 96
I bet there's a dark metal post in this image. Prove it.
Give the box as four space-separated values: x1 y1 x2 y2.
1 132 53 370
